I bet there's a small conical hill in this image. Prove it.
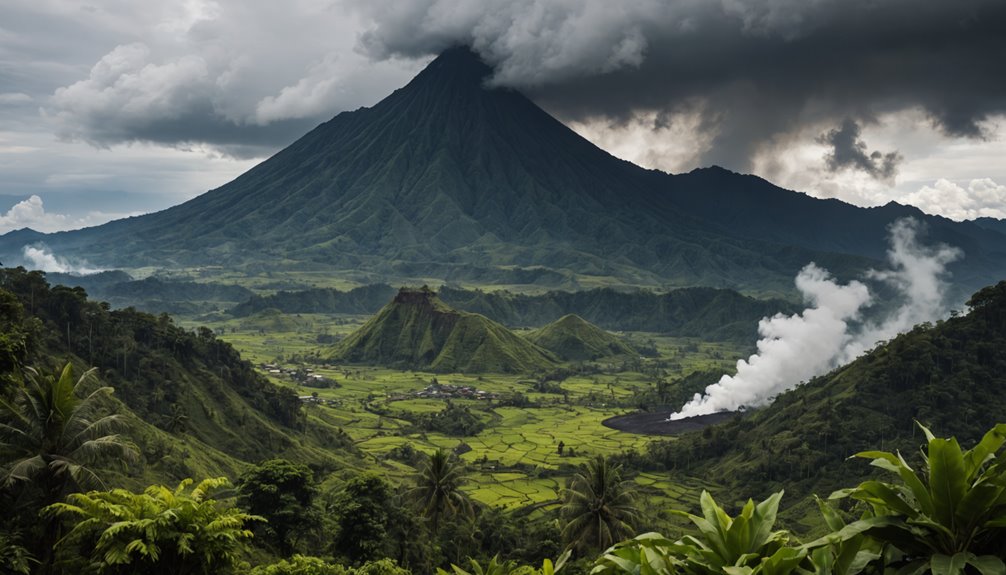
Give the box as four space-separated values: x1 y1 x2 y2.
328 288 557 373
525 314 636 361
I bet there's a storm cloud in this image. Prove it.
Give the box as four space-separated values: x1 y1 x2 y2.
358 0 1006 171
818 119 902 182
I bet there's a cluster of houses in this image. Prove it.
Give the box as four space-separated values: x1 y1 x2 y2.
405 382 499 401
296 394 341 406
259 363 333 387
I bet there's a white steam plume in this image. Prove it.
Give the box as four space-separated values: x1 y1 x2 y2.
669 218 961 420
21 245 104 275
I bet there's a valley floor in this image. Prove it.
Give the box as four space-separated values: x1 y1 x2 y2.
184 311 747 517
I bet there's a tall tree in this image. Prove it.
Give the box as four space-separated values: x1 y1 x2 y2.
334 473 392 564
238 459 320 556
0 363 137 572
0 363 136 502
560 455 639 553
409 449 473 535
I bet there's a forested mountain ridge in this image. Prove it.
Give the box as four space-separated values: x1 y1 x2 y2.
229 283 797 342
1 48 1003 294
648 280 1006 500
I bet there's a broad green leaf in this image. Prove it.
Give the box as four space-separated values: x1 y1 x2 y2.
750 492 784 550
931 553 967 575
852 481 917 517
929 438 968 527
917 421 936 443
963 424 1006 479
759 547 806 575
965 554 1006 575
801 515 898 549
955 483 1004 529
813 495 845 532
896 451 935 516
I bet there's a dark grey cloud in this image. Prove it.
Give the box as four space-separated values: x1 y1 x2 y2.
818 119 902 182
7 0 1006 173
358 0 1006 171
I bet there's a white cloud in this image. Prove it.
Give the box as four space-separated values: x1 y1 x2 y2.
902 178 1006 221
567 107 713 174
48 43 214 144
38 0 423 153
0 195 136 234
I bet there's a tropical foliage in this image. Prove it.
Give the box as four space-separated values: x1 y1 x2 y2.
438 550 570 575
410 449 474 535
593 422 1006 575
832 421 1006 574
46 477 260 575
249 554 349 575
238 459 320 555
0 363 136 501
0 531 34 575
561 455 639 553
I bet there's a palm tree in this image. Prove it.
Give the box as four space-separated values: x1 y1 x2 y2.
409 449 473 534
0 363 137 502
560 455 640 553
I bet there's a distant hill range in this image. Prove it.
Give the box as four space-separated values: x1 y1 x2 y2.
44 272 253 315
328 287 558 373
3 48 1005 295
524 314 635 361
229 284 796 342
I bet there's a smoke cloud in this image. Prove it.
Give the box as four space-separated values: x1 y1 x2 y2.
670 218 961 419
21 245 104 275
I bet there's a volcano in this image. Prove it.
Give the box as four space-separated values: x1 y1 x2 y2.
4 47 1005 294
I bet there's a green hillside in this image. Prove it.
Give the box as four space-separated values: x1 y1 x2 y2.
525 314 635 361
647 280 1006 500
0 267 348 485
329 287 557 373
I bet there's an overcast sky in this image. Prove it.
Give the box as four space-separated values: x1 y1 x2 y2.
1 0 1004 234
